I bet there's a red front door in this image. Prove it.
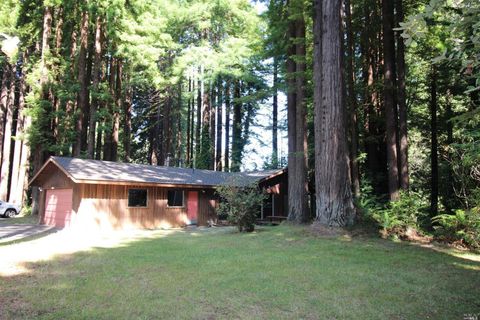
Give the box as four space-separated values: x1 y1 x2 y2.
187 191 198 224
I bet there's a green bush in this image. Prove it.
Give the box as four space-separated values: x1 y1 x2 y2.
216 182 266 232
433 207 480 248
359 187 428 238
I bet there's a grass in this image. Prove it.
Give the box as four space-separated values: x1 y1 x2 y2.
1 225 479 319
0 214 38 225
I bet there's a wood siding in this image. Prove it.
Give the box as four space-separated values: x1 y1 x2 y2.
259 170 288 217
37 162 76 225
34 163 218 230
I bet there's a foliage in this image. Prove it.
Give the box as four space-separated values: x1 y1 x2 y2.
376 192 428 236
433 208 480 248
433 189 480 248
216 181 266 232
358 181 429 238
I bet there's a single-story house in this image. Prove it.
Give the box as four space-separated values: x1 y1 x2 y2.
30 157 287 230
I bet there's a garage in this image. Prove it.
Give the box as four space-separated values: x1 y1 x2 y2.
43 189 73 228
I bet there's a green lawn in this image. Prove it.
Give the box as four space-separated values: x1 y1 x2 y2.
0 214 38 225
1 225 479 319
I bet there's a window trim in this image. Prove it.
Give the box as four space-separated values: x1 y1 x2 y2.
127 188 149 208
166 189 185 208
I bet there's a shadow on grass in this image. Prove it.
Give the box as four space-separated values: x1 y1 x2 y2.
1 225 479 319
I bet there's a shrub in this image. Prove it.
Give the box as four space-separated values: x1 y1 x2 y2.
360 189 428 238
216 182 266 232
433 207 480 248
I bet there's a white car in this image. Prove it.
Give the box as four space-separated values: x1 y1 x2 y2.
0 200 21 218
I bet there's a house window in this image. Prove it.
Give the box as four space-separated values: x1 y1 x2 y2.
128 189 148 207
167 190 184 207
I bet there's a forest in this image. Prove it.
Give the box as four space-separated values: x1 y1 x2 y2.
0 0 478 245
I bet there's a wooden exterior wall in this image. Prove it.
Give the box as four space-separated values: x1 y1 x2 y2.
76 184 217 230
259 170 288 217
36 163 218 230
35 162 80 225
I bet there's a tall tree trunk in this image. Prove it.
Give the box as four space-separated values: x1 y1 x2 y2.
9 61 28 205
111 59 122 161
32 6 53 216
313 0 355 226
444 89 454 212
123 85 132 162
74 8 89 157
286 3 298 220
189 77 195 167
345 0 360 198
0 64 9 166
231 80 242 172
287 0 309 223
195 67 202 166
176 82 182 164
103 57 115 161
163 94 172 165
215 79 223 171
382 0 400 200
87 16 103 159
198 84 211 169
272 58 278 167
430 68 438 218
52 6 64 142
186 77 192 166
210 85 216 169
224 80 231 171
295 3 309 222
0 64 16 201
395 0 409 190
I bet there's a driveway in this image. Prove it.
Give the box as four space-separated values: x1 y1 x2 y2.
0 224 56 244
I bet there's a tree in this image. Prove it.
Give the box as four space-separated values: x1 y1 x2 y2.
313 0 355 226
286 0 309 223
382 0 400 201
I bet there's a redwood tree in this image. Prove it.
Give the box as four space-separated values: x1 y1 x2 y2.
313 0 355 226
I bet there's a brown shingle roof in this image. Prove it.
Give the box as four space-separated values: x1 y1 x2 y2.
34 157 282 187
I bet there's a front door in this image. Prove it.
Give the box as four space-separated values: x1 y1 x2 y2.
187 191 198 224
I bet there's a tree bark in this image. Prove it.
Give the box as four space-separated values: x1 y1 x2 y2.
224 80 231 171
210 86 216 169
430 68 438 217
195 67 202 166
0 64 16 201
31 6 53 216
231 80 242 172
87 16 103 159
382 0 400 200
186 77 192 166
395 0 409 190
287 0 309 223
286 2 297 221
0 64 9 165
111 59 122 161
74 8 89 157
103 57 115 161
345 0 360 198
9 61 28 205
313 0 355 226
215 79 223 171
123 85 132 162
189 77 195 167
272 58 278 167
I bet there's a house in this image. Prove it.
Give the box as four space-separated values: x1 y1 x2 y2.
29 157 287 230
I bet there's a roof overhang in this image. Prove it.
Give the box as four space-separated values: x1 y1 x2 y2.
29 157 222 189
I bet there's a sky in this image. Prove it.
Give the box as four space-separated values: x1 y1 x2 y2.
240 1 288 171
